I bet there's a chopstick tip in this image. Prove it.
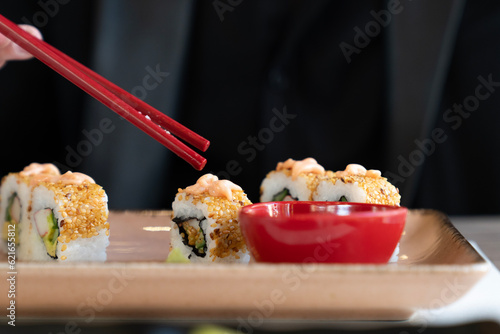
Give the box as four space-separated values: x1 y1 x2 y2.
196 158 207 171
201 140 210 152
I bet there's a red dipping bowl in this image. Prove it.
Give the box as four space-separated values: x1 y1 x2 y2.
239 201 407 264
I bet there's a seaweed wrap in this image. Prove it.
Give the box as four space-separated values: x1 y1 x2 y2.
313 164 401 206
169 174 252 263
260 158 325 202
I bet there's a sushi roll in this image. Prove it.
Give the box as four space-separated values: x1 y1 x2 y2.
260 158 325 202
169 174 252 263
315 164 402 263
27 171 109 261
313 164 401 206
0 163 61 255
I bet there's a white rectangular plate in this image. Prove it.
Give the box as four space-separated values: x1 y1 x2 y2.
0 210 490 321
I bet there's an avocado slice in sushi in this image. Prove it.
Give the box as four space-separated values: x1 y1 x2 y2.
339 196 348 202
172 217 207 257
195 228 206 251
34 208 59 259
2 194 20 243
272 188 297 201
166 247 191 263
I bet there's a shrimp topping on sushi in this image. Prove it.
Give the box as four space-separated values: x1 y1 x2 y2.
333 163 382 178
19 163 60 178
185 174 242 201
277 158 325 180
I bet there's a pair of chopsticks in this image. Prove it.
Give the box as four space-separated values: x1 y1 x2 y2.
0 14 209 170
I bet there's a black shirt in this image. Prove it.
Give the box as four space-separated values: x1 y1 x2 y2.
2 0 500 215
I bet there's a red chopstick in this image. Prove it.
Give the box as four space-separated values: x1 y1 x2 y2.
43 42 209 153
0 14 209 170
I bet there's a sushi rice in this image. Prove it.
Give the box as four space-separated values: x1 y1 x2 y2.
0 174 31 254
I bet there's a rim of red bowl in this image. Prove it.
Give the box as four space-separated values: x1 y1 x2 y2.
239 201 407 220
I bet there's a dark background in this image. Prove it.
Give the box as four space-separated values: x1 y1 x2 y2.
2 1 500 215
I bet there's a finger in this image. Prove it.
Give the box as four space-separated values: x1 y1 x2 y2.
0 33 11 69
0 25 43 62
0 33 10 49
0 38 16 64
18 24 43 40
11 25 43 59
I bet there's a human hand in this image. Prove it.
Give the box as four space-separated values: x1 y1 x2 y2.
0 24 42 69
